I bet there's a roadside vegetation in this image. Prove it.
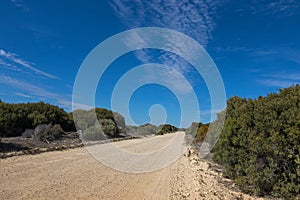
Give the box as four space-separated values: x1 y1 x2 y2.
0 100 75 138
0 100 125 141
2 85 299 198
126 123 158 136
185 122 209 143
125 123 179 136
156 124 179 135
72 108 125 140
213 85 300 199
0 100 180 156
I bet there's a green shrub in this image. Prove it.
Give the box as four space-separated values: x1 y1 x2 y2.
126 123 158 136
0 101 74 137
113 112 126 132
156 124 178 135
72 108 123 138
99 119 119 137
34 124 64 142
82 126 106 141
186 122 209 143
213 85 300 199
0 100 124 139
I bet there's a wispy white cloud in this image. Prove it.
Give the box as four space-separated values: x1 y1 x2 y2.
0 75 73 108
280 49 300 65
258 79 298 88
110 0 221 47
252 47 300 66
217 46 300 65
258 71 300 88
0 59 23 72
14 92 35 99
10 0 29 11
0 49 58 79
262 73 300 81
250 49 278 57
217 45 300 88
0 75 93 111
215 46 279 57
251 0 300 17
222 1 299 21
109 0 223 90
141 65 193 94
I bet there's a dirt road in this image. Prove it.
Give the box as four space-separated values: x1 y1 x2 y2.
0 132 266 200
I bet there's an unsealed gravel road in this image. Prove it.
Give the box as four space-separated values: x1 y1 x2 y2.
0 132 267 200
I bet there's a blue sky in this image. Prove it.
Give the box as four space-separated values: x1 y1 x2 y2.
0 0 300 127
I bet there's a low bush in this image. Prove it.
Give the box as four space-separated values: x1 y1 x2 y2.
156 124 178 135
213 85 300 199
82 126 107 141
72 108 123 138
0 101 74 137
186 122 209 143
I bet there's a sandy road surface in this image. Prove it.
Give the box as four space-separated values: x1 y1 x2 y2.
0 132 266 200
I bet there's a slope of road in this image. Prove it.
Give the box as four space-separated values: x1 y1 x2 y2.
0 132 268 200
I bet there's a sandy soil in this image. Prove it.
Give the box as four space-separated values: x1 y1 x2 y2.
0 132 269 200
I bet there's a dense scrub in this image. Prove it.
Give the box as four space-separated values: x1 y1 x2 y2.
72 108 125 140
0 100 125 141
186 122 209 143
126 123 158 136
213 85 300 199
156 124 179 135
0 101 74 137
